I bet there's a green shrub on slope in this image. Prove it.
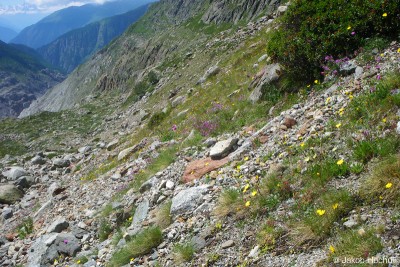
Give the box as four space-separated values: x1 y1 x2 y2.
267 0 400 82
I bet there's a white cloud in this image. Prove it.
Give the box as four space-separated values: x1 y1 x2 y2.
0 0 110 15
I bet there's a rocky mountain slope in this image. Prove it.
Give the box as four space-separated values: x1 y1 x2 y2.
0 41 64 118
19 0 281 117
10 0 155 49
37 4 151 73
1 1 400 267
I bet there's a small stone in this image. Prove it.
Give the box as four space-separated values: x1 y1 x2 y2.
209 138 238 160
106 139 119 151
31 156 46 165
283 117 297 128
78 146 91 154
139 177 158 193
165 180 175 190
221 240 235 249
52 158 70 168
343 219 358 228
248 245 260 258
47 218 69 233
2 207 13 220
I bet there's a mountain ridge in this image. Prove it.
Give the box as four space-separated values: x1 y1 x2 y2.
0 41 64 118
10 0 155 49
20 0 280 117
37 4 151 73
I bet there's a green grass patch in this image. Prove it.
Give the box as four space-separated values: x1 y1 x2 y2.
360 155 400 207
0 139 27 158
257 219 284 251
154 201 172 229
109 227 163 266
305 157 350 188
173 242 195 264
352 136 400 164
98 219 113 241
290 189 354 247
328 227 383 266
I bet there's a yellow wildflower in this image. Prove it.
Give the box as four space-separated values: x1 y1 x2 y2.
77 260 81 264
314 80 319 84
329 245 335 253
205 162 209 166
332 203 339 210
304 156 310 162
316 209 326 216
385 182 393 189
379 195 383 200
307 84 311 88
398 48 400 53
349 94 354 100
382 13 387 17
243 184 250 193
382 118 387 123
130 257 135 263
336 123 342 128
236 165 241 170
245 201 251 207
337 159 344 165
300 142 305 147
128 217 133 221
325 97 331 104
251 190 257 197
347 26 351 30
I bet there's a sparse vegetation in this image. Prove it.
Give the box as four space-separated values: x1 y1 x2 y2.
328 227 383 264
173 242 195 264
17 217 34 239
109 227 163 266
154 201 172 229
360 155 400 207
98 219 113 241
290 190 354 246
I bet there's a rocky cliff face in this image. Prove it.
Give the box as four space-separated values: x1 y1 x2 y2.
0 41 64 118
202 0 280 24
20 0 279 117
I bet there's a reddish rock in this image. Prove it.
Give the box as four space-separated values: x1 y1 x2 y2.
182 157 229 183
258 135 268 144
5 233 16 241
283 117 297 128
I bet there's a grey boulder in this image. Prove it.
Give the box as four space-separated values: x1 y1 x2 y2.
209 138 238 160
2 167 27 181
0 184 24 204
170 186 208 216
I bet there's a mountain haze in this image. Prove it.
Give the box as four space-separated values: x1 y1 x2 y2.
10 0 156 49
37 4 151 73
0 26 17 42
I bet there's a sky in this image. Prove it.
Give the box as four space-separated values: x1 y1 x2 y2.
0 0 107 15
0 0 110 30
